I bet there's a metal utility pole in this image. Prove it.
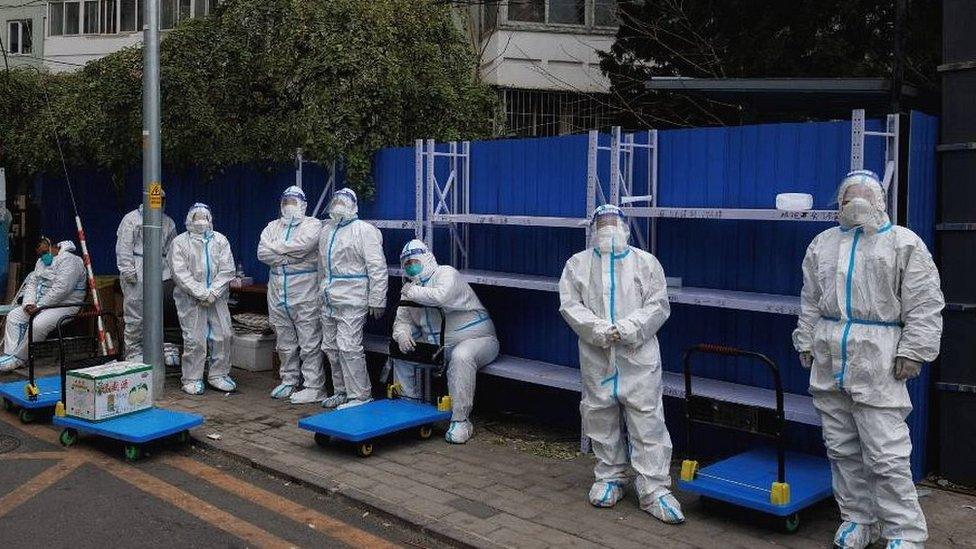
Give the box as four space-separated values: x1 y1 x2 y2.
142 0 164 397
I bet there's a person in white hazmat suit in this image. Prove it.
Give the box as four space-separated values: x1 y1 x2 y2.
258 186 324 404
0 239 87 371
793 170 944 549
392 239 500 444
170 203 237 395
116 202 177 362
318 188 388 410
558 204 684 525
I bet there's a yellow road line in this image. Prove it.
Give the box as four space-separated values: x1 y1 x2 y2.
98 457 298 549
0 457 84 518
165 455 399 549
1 411 398 548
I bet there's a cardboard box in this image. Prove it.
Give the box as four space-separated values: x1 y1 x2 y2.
66 361 153 421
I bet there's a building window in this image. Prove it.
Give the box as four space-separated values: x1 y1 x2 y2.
505 0 616 28
100 0 117 33
48 0 211 35
120 0 138 32
65 1 81 34
501 88 615 137
593 0 617 27
549 0 584 25
49 2 64 35
7 20 32 55
83 0 98 34
508 0 543 23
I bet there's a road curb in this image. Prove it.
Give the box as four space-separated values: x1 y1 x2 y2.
190 436 507 549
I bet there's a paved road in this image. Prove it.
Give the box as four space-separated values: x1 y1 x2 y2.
0 411 455 548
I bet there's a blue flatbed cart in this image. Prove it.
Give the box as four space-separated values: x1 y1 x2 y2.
0 303 87 423
299 301 452 457
677 344 832 533
48 311 204 461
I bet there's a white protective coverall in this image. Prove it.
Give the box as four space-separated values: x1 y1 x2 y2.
793 170 944 549
116 205 177 361
558 204 683 524
258 186 323 402
393 239 499 444
318 188 388 408
0 241 87 371
170 204 237 393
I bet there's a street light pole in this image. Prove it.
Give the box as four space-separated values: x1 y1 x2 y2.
142 0 164 397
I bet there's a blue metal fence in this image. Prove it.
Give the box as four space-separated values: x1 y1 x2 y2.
38 113 939 477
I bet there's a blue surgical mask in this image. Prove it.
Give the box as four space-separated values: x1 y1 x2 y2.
405 262 423 278
40 252 53 266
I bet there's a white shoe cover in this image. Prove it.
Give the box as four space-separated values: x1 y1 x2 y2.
208 375 237 392
885 539 922 549
642 491 685 524
321 393 348 409
0 355 23 372
270 383 296 399
336 398 372 410
182 380 205 395
289 388 324 404
445 420 474 444
588 480 624 508
834 521 881 549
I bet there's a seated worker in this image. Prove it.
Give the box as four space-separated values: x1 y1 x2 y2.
1 238 87 372
392 239 499 444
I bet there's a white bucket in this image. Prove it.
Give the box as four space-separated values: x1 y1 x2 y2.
776 193 814 211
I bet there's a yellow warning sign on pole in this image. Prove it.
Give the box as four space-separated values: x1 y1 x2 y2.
148 183 163 209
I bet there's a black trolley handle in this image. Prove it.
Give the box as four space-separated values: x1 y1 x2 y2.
56 311 123 409
25 303 88 388
397 300 447 359
681 343 786 484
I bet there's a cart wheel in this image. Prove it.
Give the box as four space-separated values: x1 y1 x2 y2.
314 433 330 448
124 444 142 462
783 513 800 534
59 428 78 447
177 430 190 445
2 398 12 411
417 425 433 440
356 442 373 458
18 408 35 424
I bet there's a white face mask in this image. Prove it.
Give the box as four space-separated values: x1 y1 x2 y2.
595 226 627 253
281 204 301 219
838 198 876 229
189 219 210 234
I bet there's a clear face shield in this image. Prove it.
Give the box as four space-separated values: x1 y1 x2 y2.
328 193 356 221
838 182 883 229
280 196 302 219
189 211 211 234
591 209 629 253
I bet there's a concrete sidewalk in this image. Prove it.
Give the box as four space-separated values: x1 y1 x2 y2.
147 369 976 549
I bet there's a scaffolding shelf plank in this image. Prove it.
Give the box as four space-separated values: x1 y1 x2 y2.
620 206 837 222
363 335 818 425
385 266 801 316
431 213 586 228
669 286 801 316
361 219 420 230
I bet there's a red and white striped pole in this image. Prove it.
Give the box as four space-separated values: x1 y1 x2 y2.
75 215 115 355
